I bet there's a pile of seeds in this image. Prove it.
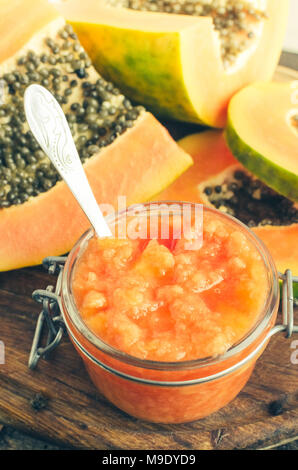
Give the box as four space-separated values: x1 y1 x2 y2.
0 23 145 208
105 0 267 68
203 169 298 227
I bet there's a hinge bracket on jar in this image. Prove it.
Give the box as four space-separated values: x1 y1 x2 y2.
279 269 298 338
28 256 67 370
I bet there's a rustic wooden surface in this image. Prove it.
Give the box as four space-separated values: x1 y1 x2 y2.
0 65 298 450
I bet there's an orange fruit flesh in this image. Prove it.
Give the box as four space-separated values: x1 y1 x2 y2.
72 211 269 362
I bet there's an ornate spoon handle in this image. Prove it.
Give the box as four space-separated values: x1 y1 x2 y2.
24 84 112 239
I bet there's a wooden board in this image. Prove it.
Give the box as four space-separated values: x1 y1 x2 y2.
0 66 298 450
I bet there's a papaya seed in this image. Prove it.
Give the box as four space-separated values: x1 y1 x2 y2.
0 23 144 208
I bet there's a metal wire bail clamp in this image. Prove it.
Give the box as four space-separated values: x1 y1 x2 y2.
28 256 66 369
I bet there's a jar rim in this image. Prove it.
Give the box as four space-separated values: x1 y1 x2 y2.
61 201 279 372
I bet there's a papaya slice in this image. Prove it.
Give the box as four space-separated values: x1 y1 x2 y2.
155 130 298 294
0 0 193 271
57 0 289 128
225 81 298 202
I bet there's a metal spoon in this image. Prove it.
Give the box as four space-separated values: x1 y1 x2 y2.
24 84 112 239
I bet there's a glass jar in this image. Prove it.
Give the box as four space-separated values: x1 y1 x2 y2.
29 202 298 424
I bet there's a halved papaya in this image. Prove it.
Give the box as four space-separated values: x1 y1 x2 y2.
0 0 193 271
155 130 298 294
225 81 298 201
57 0 289 128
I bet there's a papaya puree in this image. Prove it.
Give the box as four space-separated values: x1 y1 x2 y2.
68 206 276 422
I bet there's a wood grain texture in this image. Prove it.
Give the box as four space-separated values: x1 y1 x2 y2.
0 66 297 450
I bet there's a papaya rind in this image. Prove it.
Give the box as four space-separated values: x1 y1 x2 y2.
58 0 289 129
68 21 207 126
224 115 298 203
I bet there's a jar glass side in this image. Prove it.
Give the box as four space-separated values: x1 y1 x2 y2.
60 202 280 422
